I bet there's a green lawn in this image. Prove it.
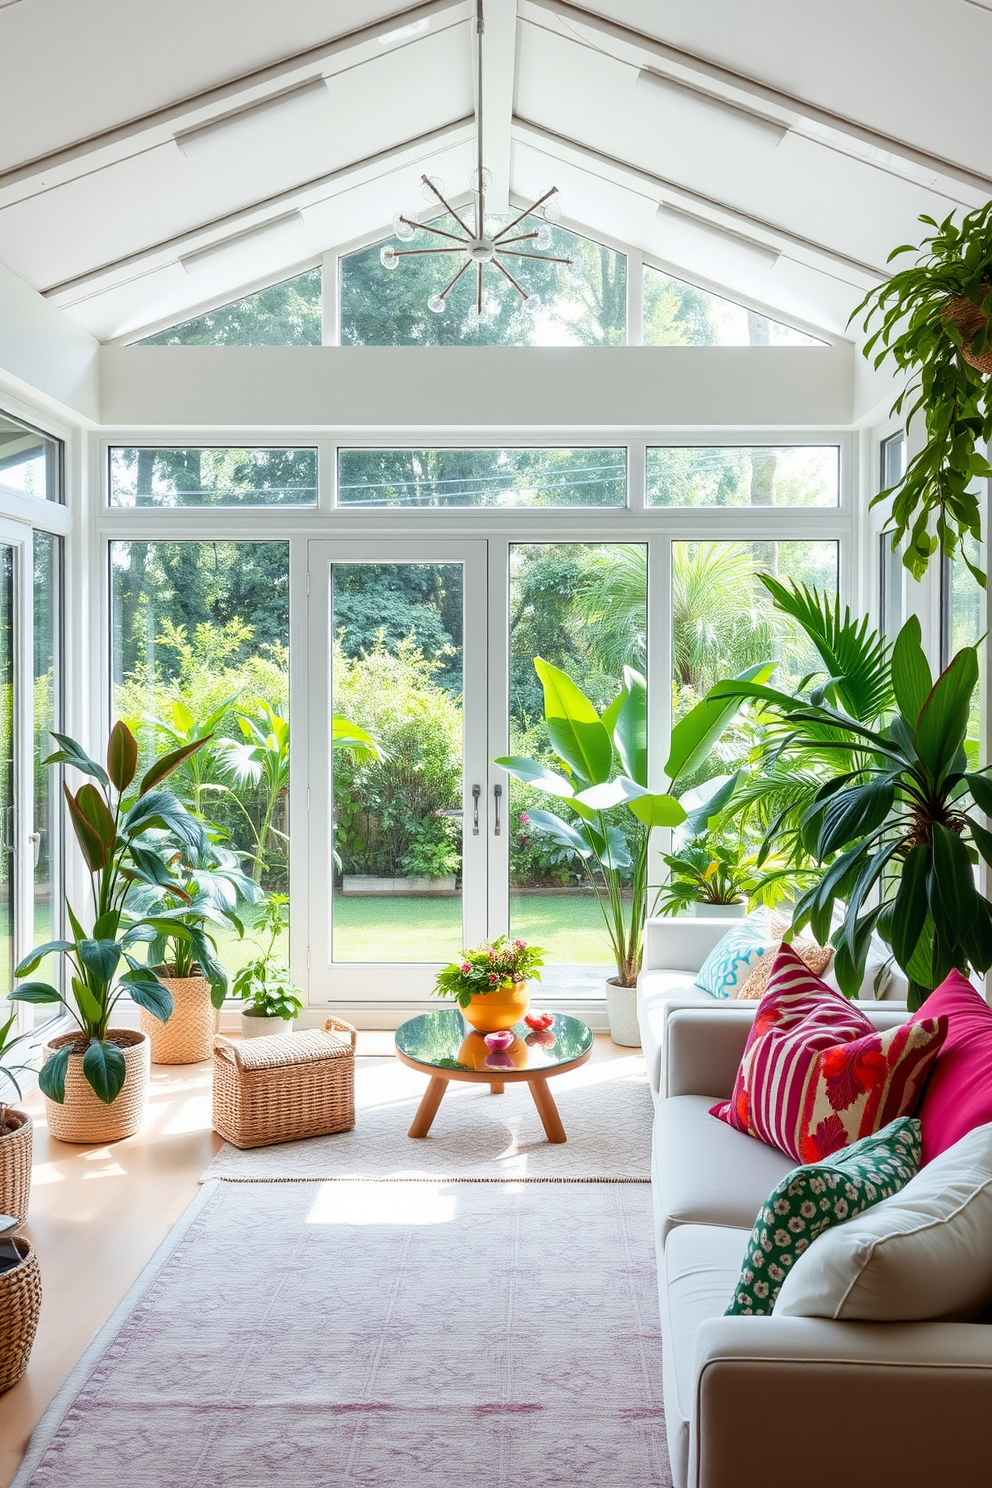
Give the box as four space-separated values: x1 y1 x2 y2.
332 892 611 965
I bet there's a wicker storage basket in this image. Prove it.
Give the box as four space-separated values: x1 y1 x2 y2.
0 1112 32 1223
42 1030 149 1144
141 973 219 1064
941 290 992 374
212 1019 357 1150
0 1238 41 1394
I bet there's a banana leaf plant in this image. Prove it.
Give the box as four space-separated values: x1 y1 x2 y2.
10 722 211 1104
123 834 262 1008
713 616 992 1008
495 658 766 986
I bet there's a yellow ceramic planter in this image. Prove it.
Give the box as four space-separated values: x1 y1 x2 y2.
457 1030 528 1072
460 979 530 1032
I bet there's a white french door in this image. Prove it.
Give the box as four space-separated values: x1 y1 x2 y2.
307 539 491 1002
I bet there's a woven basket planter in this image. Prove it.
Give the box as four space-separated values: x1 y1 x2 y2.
0 1237 41 1394
0 1112 32 1223
941 289 992 374
213 1019 356 1150
41 1029 150 1144
140 972 219 1064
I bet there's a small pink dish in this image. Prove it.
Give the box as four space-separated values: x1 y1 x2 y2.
484 1030 515 1051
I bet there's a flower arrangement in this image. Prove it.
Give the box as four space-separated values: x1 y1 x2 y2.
433 936 545 1009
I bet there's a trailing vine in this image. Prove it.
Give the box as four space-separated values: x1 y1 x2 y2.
852 200 992 586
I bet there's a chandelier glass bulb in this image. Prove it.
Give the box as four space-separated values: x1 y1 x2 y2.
541 193 562 225
392 212 416 243
523 293 542 315
422 176 445 203
535 224 553 250
470 166 493 194
380 245 399 270
427 294 446 314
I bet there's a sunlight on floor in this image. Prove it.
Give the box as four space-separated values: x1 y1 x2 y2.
306 1182 459 1226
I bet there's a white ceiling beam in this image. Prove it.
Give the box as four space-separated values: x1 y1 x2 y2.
44 119 475 304
478 0 517 213
521 0 992 204
0 0 470 209
512 118 886 287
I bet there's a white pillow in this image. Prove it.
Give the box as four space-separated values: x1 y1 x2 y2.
774 1124 992 1322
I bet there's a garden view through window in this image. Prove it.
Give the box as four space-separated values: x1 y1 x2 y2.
111 541 290 975
337 449 626 508
0 412 60 502
136 269 321 346
642 264 822 346
109 448 318 507
647 446 839 507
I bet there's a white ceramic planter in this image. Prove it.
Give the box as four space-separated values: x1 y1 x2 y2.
606 978 641 1047
694 901 747 919
241 1012 295 1040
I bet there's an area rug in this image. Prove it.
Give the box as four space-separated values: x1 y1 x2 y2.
14 1180 672 1488
203 1054 653 1182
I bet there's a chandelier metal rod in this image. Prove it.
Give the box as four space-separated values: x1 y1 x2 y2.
496 249 573 264
398 216 466 244
392 247 468 257
437 258 474 300
475 0 485 242
493 188 558 242
420 173 474 238
494 231 540 246
491 258 530 300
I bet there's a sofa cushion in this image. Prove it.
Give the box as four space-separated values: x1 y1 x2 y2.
696 909 774 998
711 944 944 1162
727 1117 921 1316
907 971 992 1163
652 1094 795 1241
637 971 714 1098
775 1123 992 1323
661 1223 749 1488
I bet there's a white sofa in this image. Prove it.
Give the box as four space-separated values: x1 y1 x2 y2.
637 914 908 1103
652 1003 992 1488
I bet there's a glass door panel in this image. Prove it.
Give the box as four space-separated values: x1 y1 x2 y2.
32 534 62 1025
309 540 488 1002
0 543 12 1005
505 542 647 995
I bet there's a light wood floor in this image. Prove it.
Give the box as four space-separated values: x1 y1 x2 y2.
0 1031 628 1487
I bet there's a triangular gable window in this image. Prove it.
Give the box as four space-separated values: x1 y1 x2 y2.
136 269 321 346
642 263 823 346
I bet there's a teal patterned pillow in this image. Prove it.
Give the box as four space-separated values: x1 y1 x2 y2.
696 910 772 998
726 1117 921 1317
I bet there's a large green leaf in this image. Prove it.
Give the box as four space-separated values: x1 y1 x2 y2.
890 614 932 725
628 792 686 828
915 648 980 777
521 808 594 859
64 785 109 873
43 731 109 787
682 772 742 835
890 844 931 968
493 756 575 799
72 975 105 1027
534 658 613 785
965 772 992 816
82 1039 127 1104
8 980 63 1005
932 822 980 940
106 721 138 793
139 736 210 796
122 974 174 1023
574 776 646 811
761 578 893 724
14 940 74 977
38 1045 72 1103
816 777 895 858
78 939 122 983
613 670 647 787
73 783 117 851
665 662 776 782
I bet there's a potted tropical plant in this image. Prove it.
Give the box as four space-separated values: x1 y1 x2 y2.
434 936 546 1032
0 1011 34 1222
128 836 261 1063
231 894 303 1038
495 658 762 1043
713 615 992 1007
10 722 210 1142
654 831 775 918
852 201 992 584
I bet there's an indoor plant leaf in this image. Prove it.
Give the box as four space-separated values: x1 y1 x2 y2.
534 657 613 785
890 615 932 725
82 1039 127 1105
106 720 139 792
38 1045 72 1104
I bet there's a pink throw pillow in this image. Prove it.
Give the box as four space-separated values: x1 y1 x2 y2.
909 970 992 1163
711 943 946 1163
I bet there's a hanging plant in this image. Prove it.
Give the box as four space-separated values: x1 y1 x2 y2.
852 200 992 586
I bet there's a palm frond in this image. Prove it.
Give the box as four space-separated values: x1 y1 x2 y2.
760 577 894 723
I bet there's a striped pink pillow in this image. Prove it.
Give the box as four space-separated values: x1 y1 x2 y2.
711 943 946 1162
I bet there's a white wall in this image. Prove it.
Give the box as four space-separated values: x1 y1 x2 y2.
99 343 855 428
0 261 99 424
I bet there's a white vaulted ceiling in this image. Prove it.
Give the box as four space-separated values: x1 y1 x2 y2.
0 0 987 343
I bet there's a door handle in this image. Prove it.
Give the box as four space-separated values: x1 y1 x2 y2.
472 784 481 836
493 783 502 836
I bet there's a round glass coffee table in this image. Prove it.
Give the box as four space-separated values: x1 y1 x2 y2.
395 1009 593 1144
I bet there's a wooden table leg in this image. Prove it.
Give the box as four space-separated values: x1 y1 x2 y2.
490 1081 505 1094
528 1075 566 1143
408 1076 448 1138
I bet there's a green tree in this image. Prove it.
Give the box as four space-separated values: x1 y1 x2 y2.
138 271 321 346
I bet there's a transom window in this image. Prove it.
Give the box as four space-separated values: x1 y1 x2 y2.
337 449 626 508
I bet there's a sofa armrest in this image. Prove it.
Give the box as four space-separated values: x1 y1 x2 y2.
643 916 740 973
690 1316 992 1488
663 1006 756 1100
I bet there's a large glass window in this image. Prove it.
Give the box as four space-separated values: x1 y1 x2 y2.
0 412 61 502
643 264 822 347
337 449 626 508
32 533 63 1024
111 542 290 972
340 218 626 346
647 446 839 507
136 269 321 346
109 448 317 507
941 535 984 764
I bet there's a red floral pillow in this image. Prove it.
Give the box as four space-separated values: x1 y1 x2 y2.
711 943 946 1162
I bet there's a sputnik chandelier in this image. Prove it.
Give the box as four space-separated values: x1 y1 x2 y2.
381 0 572 318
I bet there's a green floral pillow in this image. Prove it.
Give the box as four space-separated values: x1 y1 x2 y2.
726 1117 921 1317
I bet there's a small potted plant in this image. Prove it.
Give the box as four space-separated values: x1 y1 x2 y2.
231 894 304 1038
128 837 260 1063
11 722 210 1142
0 1011 33 1222
653 830 805 919
434 936 546 1032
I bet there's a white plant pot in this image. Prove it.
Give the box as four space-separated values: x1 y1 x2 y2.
241 1012 295 1040
606 978 641 1047
694 901 747 919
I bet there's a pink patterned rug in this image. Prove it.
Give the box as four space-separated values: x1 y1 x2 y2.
15 1180 671 1488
